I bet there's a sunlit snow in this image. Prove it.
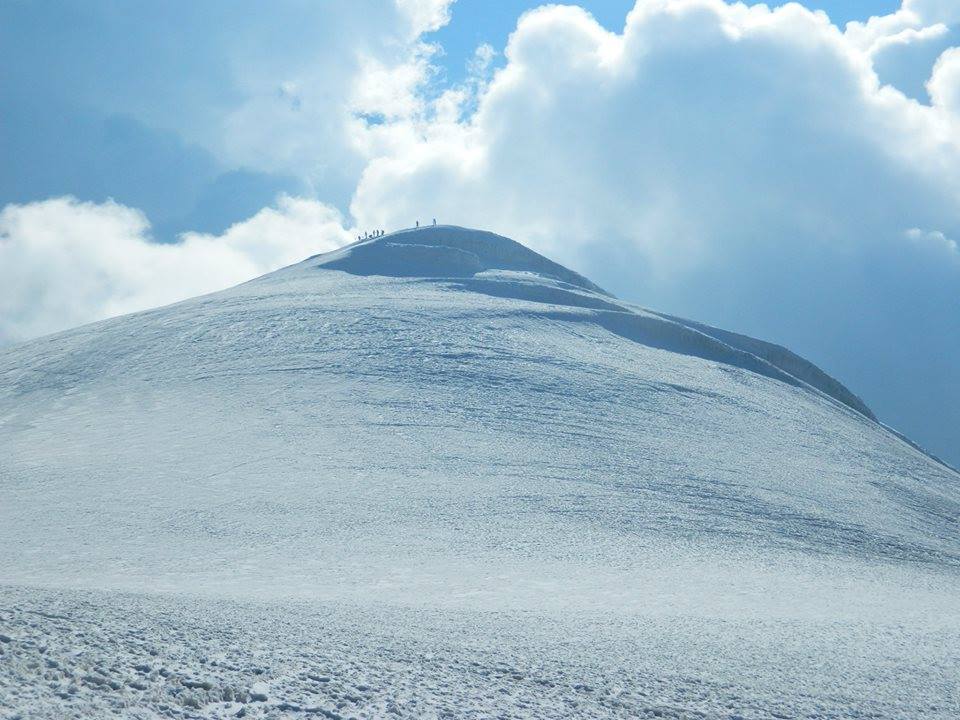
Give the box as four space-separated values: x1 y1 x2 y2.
1 226 958 718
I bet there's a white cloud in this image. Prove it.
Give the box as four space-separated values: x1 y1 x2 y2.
928 46 960 112
352 0 960 261
870 24 953 101
350 45 440 122
0 196 351 343
468 43 497 78
395 0 454 36
843 0 957 101
846 0 959 50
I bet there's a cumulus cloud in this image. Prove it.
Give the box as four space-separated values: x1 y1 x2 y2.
846 0 959 49
0 196 351 343
845 0 958 101
348 0 960 463
928 47 960 111
395 0 454 36
353 0 960 258
870 24 954 102
213 0 456 191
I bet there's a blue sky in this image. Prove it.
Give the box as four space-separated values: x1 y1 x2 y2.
2 0 960 466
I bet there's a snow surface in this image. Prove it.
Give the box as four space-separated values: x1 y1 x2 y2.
1 225 959 718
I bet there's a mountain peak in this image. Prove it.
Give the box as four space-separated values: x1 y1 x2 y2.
313 225 609 296
294 225 878 424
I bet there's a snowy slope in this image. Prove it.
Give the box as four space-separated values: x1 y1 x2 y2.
1 226 959 718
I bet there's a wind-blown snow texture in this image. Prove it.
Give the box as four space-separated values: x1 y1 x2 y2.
1 226 959 718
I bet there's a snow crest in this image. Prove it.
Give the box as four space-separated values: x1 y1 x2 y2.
314 225 874 420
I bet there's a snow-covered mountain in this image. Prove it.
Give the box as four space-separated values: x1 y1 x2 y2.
2 226 958 718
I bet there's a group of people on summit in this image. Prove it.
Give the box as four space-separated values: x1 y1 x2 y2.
357 218 437 242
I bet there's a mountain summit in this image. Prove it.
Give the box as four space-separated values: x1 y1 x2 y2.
322 225 876 419
2 225 958 718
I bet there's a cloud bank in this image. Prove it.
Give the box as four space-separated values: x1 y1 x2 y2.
0 197 350 342
3 0 960 463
